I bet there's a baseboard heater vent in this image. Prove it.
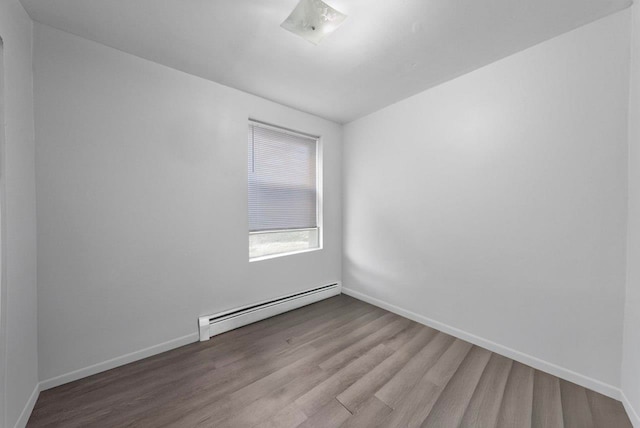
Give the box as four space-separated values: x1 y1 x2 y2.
198 283 341 341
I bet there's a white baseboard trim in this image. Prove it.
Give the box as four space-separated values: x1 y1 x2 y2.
342 287 621 400
621 391 640 428
13 383 39 428
40 332 199 391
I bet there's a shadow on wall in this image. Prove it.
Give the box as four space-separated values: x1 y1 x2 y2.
0 35 6 428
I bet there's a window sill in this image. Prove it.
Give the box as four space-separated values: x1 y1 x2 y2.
249 247 322 263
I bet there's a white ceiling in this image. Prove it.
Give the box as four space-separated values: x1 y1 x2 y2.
21 0 631 123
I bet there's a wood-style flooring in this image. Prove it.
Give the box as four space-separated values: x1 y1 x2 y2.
27 294 632 427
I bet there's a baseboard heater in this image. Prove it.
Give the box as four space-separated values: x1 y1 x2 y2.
198 283 341 341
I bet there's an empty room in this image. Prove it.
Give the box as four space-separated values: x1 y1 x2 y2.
2 0 640 426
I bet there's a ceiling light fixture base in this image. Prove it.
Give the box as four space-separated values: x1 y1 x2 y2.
281 0 347 45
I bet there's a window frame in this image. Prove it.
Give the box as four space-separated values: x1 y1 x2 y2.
248 119 323 262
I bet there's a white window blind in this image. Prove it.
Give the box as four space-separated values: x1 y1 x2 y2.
248 121 320 260
248 123 318 232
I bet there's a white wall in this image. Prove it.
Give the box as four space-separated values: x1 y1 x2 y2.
343 10 630 394
33 23 342 384
0 0 38 427
622 1 640 425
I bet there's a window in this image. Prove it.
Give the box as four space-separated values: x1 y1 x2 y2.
248 121 321 260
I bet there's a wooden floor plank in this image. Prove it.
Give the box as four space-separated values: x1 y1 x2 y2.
306 311 394 351
336 326 436 413
375 331 454 409
280 301 378 347
532 370 564 428
382 322 429 351
496 361 534 428
295 343 394 417
27 296 634 428
586 389 633 428
421 346 492 427
378 339 473 428
254 403 308 428
340 396 392 428
422 339 474 387
559 380 593 428
459 352 513 428
213 369 328 428
170 358 325 427
319 316 410 372
85 344 322 428
295 399 352 428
